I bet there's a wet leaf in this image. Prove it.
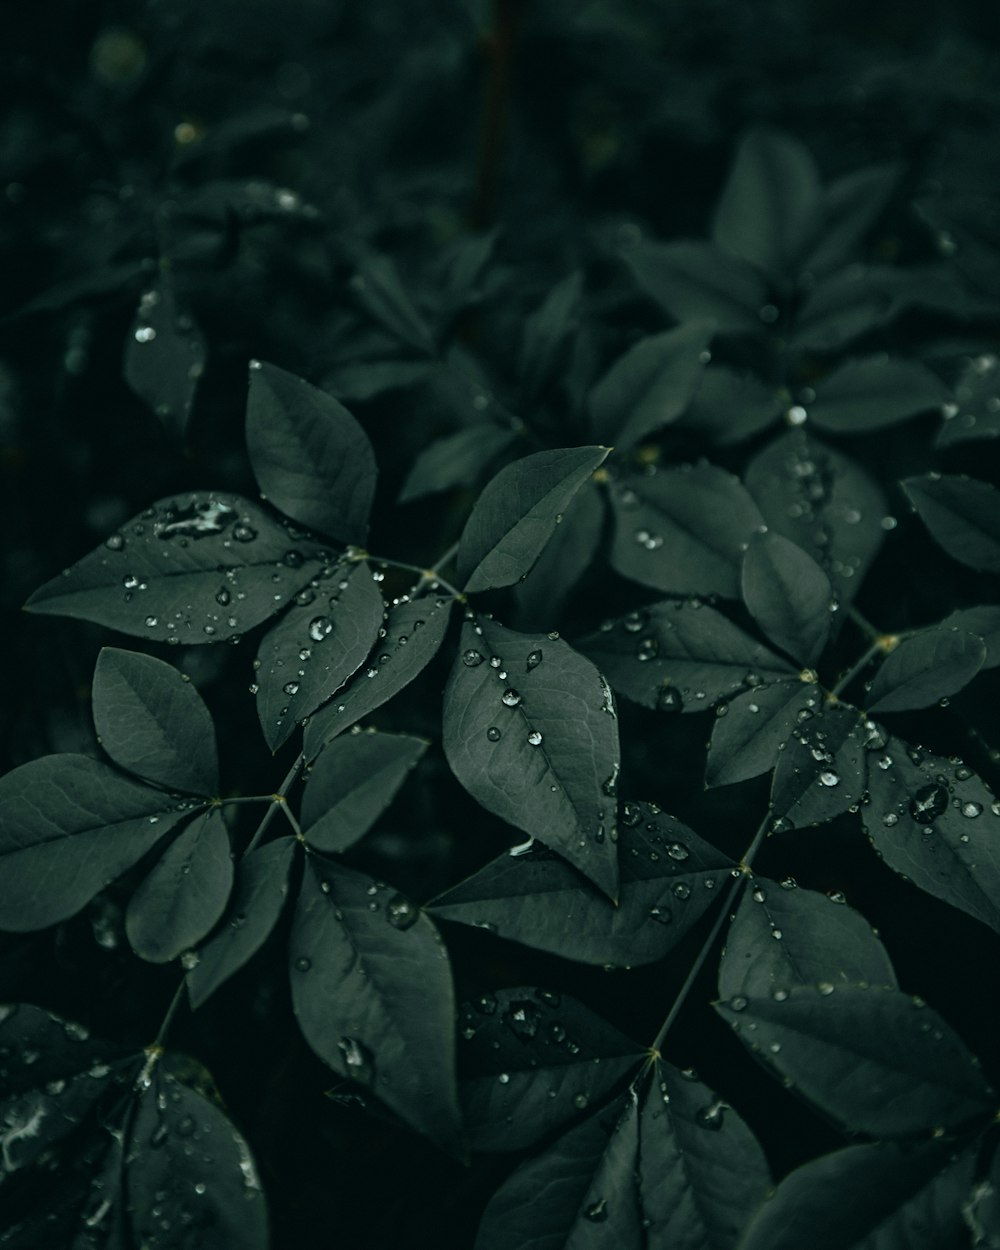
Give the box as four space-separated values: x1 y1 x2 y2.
867 629 986 713
705 681 819 789
937 352 1000 448
620 239 768 336
123 277 206 439
768 702 867 829
513 481 605 628
741 531 834 666
939 605 1000 667
809 356 948 434
902 474 1000 572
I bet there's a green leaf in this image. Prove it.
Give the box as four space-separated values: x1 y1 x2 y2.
513 481 605 627
430 802 734 967
680 365 783 445
302 732 428 853
186 837 295 1010
716 985 993 1135
790 265 918 353
706 681 819 789
254 557 385 751
324 358 436 403
809 356 949 434
578 599 795 714
442 617 620 900
457 447 609 594
124 807 233 963
24 493 324 642
290 857 461 1152
902 474 1000 572
245 361 377 545
399 425 518 503
937 352 1000 448
717 878 897 1002
588 321 714 448
0 755 192 931
940 605 1000 667
742 531 834 666
640 1061 771 1249
123 277 206 439
862 737 1000 933
867 629 986 713
740 1141 976 1250
799 161 903 278
620 240 768 336
458 987 643 1152
518 271 584 408
347 248 436 355
608 464 765 598
303 593 454 760
92 648 219 796
769 702 867 830
711 126 822 278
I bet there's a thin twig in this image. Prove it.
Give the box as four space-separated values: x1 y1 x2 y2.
831 640 882 699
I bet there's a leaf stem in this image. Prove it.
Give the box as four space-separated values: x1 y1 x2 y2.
245 753 306 853
847 605 882 640
831 640 882 699
278 800 304 839
366 551 465 600
153 979 187 1048
217 794 273 807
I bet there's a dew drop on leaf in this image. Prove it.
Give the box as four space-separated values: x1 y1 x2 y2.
463 649 485 667
909 784 948 825
527 730 543 746
486 726 501 742
526 650 543 670
658 685 684 712
386 894 419 930
309 616 333 642
501 689 522 707
583 1199 608 1223
649 905 672 925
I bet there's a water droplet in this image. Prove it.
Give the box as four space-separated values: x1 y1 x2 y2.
817 981 835 996
386 895 419 930
696 1100 726 1130
772 988 789 1001
658 685 683 712
309 616 333 642
962 801 983 818
909 784 948 825
526 650 543 670
883 812 899 827
135 325 156 343
584 1199 608 1223
636 637 658 662
463 649 485 667
503 1001 541 1039
501 689 522 707
104 533 125 551
497 1072 510 1085
667 842 689 861
486 726 501 742
527 731 543 747
294 957 312 972
337 1037 374 1082
233 523 257 543
573 1093 589 1109
145 615 158 627
818 770 840 788
649 905 672 925
283 681 300 696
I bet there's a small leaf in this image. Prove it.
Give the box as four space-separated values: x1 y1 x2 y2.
706 681 819 789
620 239 768 336
718 878 897 1002
862 737 1000 933
769 702 867 829
399 425 518 503
513 481 605 627
937 351 1000 448
902 474 1000 572
458 988 643 1152
325 358 435 403
348 248 436 355
246 361 377 545
588 321 714 448
125 807 233 963
0 755 192 931
442 617 620 899
867 628 986 713
303 593 454 760
808 356 949 434
518 271 584 408
24 493 322 642
430 802 734 967
187 837 295 1010
790 265 917 352
302 733 428 853
799 161 903 278
609 464 765 598
716 984 993 1136
457 446 610 594
680 365 783 445
742 531 833 666
940 605 1000 667
92 647 219 796
290 858 461 1152
123 277 206 439
578 599 795 714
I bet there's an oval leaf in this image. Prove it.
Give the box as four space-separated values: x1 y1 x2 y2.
620 239 768 336
399 425 517 503
902 473 1000 572
769 702 867 830
867 628 986 713
706 681 819 789
742 531 833 666
809 356 949 434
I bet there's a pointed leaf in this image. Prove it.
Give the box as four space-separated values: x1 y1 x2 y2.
868 628 986 713
442 618 620 899
809 356 949 434
706 681 819 789
680 365 783 445
588 321 714 448
325 358 435 403
902 474 1000 572
92 648 219 796
123 278 206 439
246 361 377 544
186 837 295 1010
609 464 765 598
513 481 605 627
769 702 867 829
742 531 834 666
290 857 461 1152
399 426 518 503
940 605 1000 667
430 802 734 967
457 447 609 594
348 248 435 355
800 161 903 278
458 988 643 1152
0 755 192 931
24 493 324 642
303 593 454 760
862 737 1000 933
579 599 795 714
791 265 918 353
937 351 1000 448
254 557 385 751
518 271 583 408
302 732 428 853
620 239 768 336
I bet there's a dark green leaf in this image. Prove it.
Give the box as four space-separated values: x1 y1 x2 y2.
458 987 643 1152
399 426 518 504
302 732 428 853
348 248 435 355
123 278 206 439
608 464 765 598
800 161 903 278
513 481 605 627
640 1061 771 1250
92 648 219 796
187 837 295 1010
12 258 148 318
902 474 1000 572
518 271 583 408
254 557 385 751
711 126 822 277
867 629 986 713
940 605 1000 667
937 352 1000 448
578 599 795 714
620 240 768 336
124 807 233 963
303 592 453 759
246 361 377 545
442 617 620 899
680 365 783 445
430 802 734 967
24 493 324 642
809 356 948 434
290 857 461 1152
718 878 897 1001
742 531 834 666
324 359 436 403
716 985 993 1135
769 701 867 830
740 1141 976 1250
457 447 609 594
862 737 1000 933
706 681 819 789
588 321 714 448
0 755 192 931
790 265 918 352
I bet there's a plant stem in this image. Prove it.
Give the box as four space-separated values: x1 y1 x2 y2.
154 979 187 1048
831 640 882 699
278 801 304 839
245 753 306 853
847 605 882 640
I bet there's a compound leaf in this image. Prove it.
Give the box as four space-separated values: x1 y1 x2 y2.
867 629 986 713
809 356 948 434
741 531 834 666
620 239 768 336
902 474 1000 572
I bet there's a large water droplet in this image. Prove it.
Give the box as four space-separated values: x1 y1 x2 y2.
386 894 418 930
501 689 522 707
337 1037 374 1083
463 649 485 667
503 1001 541 1039
909 784 948 825
696 1100 726 1130
486 726 502 742
658 685 683 712
526 650 543 670
583 1199 608 1223
309 616 333 642
527 730 543 747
